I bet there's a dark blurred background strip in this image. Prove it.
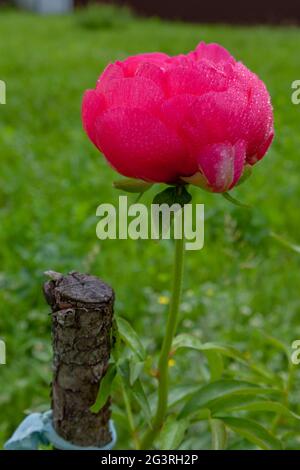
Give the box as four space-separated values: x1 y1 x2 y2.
74 0 300 24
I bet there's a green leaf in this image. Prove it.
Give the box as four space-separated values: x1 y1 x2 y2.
158 416 190 450
180 171 211 191
179 379 281 419
261 333 289 355
253 330 290 360
173 333 246 362
222 192 251 209
153 186 192 207
116 316 146 360
130 378 152 427
236 164 252 187
243 361 282 386
129 360 145 386
205 350 224 381
210 394 268 415
173 333 280 384
118 359 152 427
270 231 300 254
90 363 117 413
227 438 256 450
280 431 300 450
168 384 203 408
111 319 121 361
214 399 300 421
219 417 282 450
113 178 153 194
194 408 211 421
210 419 228 450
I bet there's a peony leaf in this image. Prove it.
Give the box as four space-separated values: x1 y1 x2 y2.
210 419 228 450
90 363 117 413
113 178 153 194
181 172 211 192
205 350 224 381
218 417 282 450
270 231 300 254
116 316 146 360
153 185 192 207
236 164 252 186
173 333 280 384
130 378 152 427
157 416 190 450
168 384 204 408
118 359 152 427
179 379 281 419
173 333 246 362
253 329 290 358
214 399 300 421
222 192 251 209
129 360 145 386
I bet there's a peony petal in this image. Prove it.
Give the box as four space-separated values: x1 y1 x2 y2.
160 94 198 131
233 62 274 161
196 141 246 192
248 131 274 165
245 82 274 161
82 90 107 146
104 76 165 113
135 62 166 90
165 63 228 97
182 89 248 151
120 52 170 77
95 107 187 182
231 140 247 187
190 42 235 64
96 63 124 93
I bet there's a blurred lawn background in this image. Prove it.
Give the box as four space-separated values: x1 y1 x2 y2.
1 4 300 449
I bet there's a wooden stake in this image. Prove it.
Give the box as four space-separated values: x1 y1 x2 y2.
43 271 114 447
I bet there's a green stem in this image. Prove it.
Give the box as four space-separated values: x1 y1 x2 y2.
271 361 295 433
141 208 185 449
121 379 140 450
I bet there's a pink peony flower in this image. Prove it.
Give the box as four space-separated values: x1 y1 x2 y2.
82 42 274 193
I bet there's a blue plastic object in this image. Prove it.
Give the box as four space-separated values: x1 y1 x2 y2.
4 410 116 451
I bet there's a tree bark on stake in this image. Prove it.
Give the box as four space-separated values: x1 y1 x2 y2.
43 271 114 447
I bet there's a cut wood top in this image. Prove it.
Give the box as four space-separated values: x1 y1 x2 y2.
44 272 114 307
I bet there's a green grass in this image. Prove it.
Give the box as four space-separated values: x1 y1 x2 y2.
1 6 300 449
